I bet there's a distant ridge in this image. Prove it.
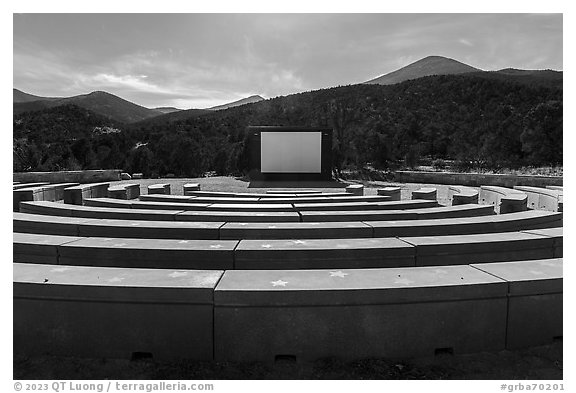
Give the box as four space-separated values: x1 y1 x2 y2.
208 95 264 110
365 55 481 85
13 89 161 123
153 107 182 114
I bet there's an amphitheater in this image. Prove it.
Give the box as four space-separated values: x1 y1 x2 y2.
13 172 563 368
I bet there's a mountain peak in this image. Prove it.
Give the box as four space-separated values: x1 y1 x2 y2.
208 95 265 110
365 55 481 85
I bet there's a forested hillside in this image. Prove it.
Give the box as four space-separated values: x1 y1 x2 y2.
13 73 562 177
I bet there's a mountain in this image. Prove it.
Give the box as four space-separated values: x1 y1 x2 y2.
13 89 162 123
208 95 264 110
13 88 61 103
365 55 481 85
153 107 183 114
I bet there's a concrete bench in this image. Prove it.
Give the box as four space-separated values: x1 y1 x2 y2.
411 187 437 201
147 183 171 195
365 211 562 238
513 186 562 212
345 184 364 196
219 222 374 240
177 211 301 222
377 187 401 201
183 183 201 194
299 204 494 222
472 259 562 349
13 182 49 190
213 265 508 361
234 238 415 269
14 263 222 360
13 183 80 211
108 183 140 199
403 231 555 266
63 182 110 205
132 173 143 179
480 186 528 214
546 186 563 191
57 237 237 269
294 200 438 211
524 227 563 257
449 185 479 205
267 190 322 195
13 232 83 264
20 201 183 221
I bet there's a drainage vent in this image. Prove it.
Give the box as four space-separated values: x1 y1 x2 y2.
434 347 454 356
274 354 297 363
131 352 153 361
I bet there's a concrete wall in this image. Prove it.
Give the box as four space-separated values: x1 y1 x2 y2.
14 170 122 184
394 171 563 188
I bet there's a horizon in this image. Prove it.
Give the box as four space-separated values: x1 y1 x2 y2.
14 14 563 109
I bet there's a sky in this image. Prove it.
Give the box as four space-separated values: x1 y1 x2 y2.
13 13 563 109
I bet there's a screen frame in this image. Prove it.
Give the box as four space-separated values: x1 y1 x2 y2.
248 126 333 181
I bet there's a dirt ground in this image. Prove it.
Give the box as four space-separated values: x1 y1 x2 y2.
14 341 562 380
13 176 561 380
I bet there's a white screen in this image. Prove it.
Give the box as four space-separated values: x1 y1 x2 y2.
260 132 322 173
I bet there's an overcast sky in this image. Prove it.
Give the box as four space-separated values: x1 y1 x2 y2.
13 13 562 109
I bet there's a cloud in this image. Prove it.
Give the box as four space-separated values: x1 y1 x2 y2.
458 38 474 47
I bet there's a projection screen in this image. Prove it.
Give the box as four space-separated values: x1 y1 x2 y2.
260 131 322 173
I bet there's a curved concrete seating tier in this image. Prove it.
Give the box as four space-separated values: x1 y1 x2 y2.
90 197 439 212
108 183 140 200
480 186 528 214
377 187 401 201
411 187 437 201
13 210 561 241
148 183 171 195
13 182 80 211
524 227 563 257
63 182 110 205
13 182 49 190
449 185 479 205
513 186 562 212
13 225 561 270
139 194 391 204
13 259 562 360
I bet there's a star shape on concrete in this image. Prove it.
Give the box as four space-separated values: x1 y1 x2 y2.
179 240 189 243
261 244 272 248
329 271 349 278
528 270 544 276
108 277 125 283
210 244 223 249
394 277 415 285
271 279 288 287
293 240 307 245
268 225 278 229
168 271 189 278
130 223 139 226
113 243 127 247
432 269 449 275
